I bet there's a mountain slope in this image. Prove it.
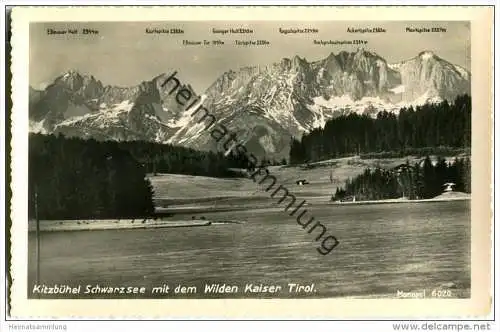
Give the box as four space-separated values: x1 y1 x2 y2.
29 49 471 158
167 49 470 157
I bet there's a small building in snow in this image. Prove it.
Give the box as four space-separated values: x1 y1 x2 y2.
443 183 456 192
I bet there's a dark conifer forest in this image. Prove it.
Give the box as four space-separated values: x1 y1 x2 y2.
29 94 472 218
290 95 471 164
117 140 248 177
28 134 247 220
29 134 155 220
333 156 471 201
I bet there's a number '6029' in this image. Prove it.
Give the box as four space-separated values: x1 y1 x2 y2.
431 289 452 297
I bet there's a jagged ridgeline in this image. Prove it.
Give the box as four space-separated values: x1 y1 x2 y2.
28 134 248 220
290 94 471 164
29 49 471 159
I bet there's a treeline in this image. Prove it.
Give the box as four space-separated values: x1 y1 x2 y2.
333 156 471 201
290 95 471 164
28 133 251 219
359 147 470 160
119 141 248 177
29 134 155 220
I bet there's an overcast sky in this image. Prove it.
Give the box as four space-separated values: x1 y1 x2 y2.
30 21 470 92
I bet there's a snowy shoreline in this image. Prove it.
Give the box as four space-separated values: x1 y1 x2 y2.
28 219 212 232
333 192 471 205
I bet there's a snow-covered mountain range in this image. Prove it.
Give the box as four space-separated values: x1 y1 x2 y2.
29 49 470 158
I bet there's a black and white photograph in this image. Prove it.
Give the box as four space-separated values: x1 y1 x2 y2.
7 5 493 321
25 19 475 300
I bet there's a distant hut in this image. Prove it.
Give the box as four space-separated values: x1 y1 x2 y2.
443 183 456 192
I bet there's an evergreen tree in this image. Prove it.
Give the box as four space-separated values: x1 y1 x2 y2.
290 95 471 163
29 134 155 220
332 156 471 201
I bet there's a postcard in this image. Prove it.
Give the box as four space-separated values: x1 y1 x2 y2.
9 6 493 318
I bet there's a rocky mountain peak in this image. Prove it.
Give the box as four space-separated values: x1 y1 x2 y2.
53 69 104 98
354 47 370 57
418 50 437 60
55 69 84 89
30 49 471 158
292 55 305 68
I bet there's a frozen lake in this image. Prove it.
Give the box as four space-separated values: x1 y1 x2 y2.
28 200 470 299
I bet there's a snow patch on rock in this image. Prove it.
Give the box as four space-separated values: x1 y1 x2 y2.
29 119 48 134
420 51 435 60
390 85 405 94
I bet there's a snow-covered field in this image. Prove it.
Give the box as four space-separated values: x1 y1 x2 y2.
149 155 463 208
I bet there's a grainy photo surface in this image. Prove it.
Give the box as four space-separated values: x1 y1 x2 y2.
9 6 492 318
